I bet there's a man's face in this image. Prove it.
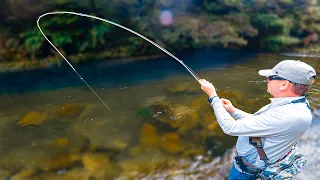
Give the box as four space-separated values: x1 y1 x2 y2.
266 77 285 97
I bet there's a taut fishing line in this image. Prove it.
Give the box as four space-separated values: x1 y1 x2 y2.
37 11 201 111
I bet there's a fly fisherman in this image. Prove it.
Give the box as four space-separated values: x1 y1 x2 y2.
199 60 316 180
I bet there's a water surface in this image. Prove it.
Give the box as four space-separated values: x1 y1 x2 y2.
0 50 319 179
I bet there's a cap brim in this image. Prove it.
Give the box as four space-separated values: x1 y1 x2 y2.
258 69 274 77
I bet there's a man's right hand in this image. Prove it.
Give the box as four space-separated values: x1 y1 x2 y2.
221 98 236 113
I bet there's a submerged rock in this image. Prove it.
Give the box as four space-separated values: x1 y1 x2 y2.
161 133 183 153
167 82 199 94
49 138 69 147
142 95 167 107
82 153 118 179
34 169 90 180
17 111 48 126
72 116 131 152
140 123 159 147
60 167 90 180
39 153 81 171
147 98 207 136
171 105 195 120
118 149 179 179
11 167 37 180
56 104 86 118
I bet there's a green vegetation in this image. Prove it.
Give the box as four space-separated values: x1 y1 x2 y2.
0 0 319 71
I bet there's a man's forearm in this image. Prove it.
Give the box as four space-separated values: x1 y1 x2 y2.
209 96 238 135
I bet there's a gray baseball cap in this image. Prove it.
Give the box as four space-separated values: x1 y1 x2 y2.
258 60 316 85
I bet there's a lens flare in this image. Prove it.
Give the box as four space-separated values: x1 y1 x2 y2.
160 10 173 26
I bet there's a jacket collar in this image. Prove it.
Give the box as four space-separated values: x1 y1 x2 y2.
269 96 305 107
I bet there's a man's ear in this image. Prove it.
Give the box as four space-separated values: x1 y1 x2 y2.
279 81 290 91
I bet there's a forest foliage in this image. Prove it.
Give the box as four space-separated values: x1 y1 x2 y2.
0 0 319 67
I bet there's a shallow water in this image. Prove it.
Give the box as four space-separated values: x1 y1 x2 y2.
0 50 319 179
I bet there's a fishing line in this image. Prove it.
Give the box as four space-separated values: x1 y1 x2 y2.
37 11 201 111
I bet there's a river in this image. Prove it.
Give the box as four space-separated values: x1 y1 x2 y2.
0 50 319 179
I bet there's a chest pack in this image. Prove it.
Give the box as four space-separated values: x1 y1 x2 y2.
242 98 310 179
250 137 307 180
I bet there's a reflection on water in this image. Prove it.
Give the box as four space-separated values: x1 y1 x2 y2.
0 51 319 179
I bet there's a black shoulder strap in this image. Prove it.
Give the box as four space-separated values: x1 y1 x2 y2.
249 137 269 162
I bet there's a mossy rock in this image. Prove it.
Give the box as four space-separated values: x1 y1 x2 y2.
144 97 206 135
148 101 195 123
171 105 195 120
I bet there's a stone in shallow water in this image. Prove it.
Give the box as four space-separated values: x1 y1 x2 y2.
17 111 48 126
82 153 114 179
34 169 90 180
62 168 90 180
39 153 81 171
11 167 37 180
161 133 183 153
140 123 159 147
72 118 129 151
171 105 194 120
118 149 172 178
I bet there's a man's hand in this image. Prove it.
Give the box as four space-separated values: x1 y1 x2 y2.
198 79 217 98
221 98 236 113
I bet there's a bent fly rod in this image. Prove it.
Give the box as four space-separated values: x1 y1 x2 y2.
37 11 201 110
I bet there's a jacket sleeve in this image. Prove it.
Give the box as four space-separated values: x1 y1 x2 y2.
231 108 252 120
210 97 290 137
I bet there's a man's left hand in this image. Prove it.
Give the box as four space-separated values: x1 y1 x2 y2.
199 79 217 98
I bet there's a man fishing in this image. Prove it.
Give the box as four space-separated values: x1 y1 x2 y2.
199 60 316 179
